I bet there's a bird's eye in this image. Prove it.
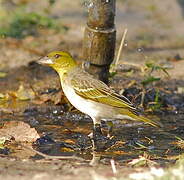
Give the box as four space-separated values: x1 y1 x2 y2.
54 54 61 58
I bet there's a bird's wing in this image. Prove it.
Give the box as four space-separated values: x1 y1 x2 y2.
68 69 161 127
70 71 136 110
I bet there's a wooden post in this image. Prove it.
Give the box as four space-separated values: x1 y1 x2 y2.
83 0 116 84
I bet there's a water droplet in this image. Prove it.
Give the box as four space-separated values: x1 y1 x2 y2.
119 64 123 69
82 61 90 69
137 47 144 52
57 116 62 119
84 1 94 9
84 114 90 119
137 127 144 131
124 40 128 47
88 2 94 8
53 110 58 114
148 146 155 150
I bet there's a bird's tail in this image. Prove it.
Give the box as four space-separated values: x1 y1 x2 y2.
134 114 162 127
119 109 162 127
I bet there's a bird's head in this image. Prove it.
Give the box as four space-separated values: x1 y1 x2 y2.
38 51 77 75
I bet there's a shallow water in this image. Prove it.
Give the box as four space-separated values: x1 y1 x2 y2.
1 104 184 167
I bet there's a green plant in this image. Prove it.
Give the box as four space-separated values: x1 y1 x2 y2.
141 62 169 86
0 9 67 38
140 62 169 110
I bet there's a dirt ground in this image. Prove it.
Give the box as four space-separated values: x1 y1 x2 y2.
0 0 184 180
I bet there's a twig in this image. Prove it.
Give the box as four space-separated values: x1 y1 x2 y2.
114 28 128 67
110 159 117 174
110 28 146 73
140 87 146 108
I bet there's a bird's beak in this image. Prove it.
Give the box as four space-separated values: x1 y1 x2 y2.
38 56 54 65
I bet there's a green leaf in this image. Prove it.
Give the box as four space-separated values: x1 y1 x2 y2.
141 76 161 86
109 71 117 78
145 62 170 77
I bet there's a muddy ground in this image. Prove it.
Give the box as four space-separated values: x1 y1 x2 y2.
0 0 184 180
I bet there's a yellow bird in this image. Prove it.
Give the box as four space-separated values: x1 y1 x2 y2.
38 51 160 134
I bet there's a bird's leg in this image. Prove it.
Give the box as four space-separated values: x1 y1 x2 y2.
93 123 103 135
92 123 104 151
88 118 103 138
92 123 103 147
92 117 103 137
90 118 116 151
89 117 103 150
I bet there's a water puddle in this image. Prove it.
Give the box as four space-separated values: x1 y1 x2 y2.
1 106 184 167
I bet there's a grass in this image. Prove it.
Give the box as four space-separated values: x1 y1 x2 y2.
0 7 68 39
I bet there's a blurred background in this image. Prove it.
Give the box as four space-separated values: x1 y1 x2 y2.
0 0 184 78
0 2 184 179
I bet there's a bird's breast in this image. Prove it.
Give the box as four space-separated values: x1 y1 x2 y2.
61 82 133 121
61 84 101 118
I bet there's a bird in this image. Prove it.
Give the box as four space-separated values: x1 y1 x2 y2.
38 51 161 136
